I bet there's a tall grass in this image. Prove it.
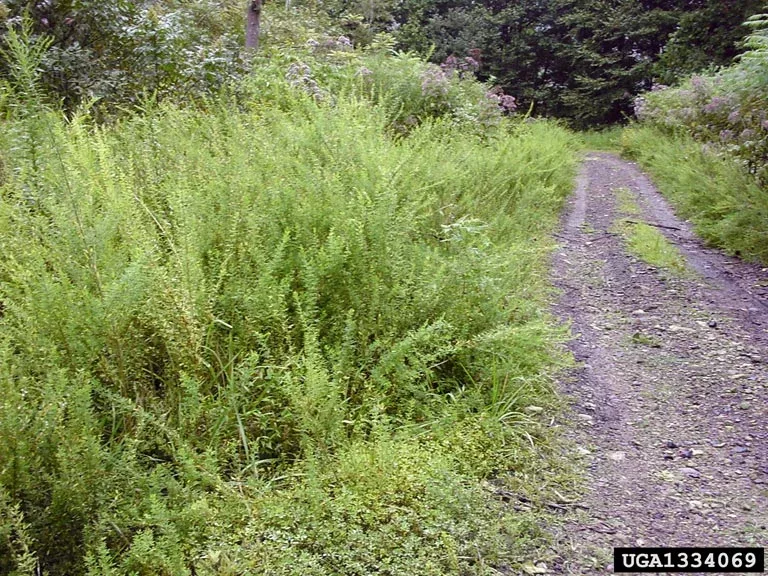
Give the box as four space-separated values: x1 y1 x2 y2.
622 126 768 263
0 37 578 574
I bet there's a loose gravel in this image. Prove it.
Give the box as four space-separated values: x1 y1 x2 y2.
546 152 768 575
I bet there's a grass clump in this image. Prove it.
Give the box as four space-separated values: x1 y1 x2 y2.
616 219 689 275
614 187 642 216
621 125 768 263
611 185 688 275
0 44 579 574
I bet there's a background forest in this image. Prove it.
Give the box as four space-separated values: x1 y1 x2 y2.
0 0 763 125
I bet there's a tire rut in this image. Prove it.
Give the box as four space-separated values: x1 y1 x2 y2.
547 152 768 575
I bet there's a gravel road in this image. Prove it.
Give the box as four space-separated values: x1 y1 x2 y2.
547 152 768 575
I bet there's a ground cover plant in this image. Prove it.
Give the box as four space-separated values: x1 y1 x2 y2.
611 188 689 276
0 21 579 575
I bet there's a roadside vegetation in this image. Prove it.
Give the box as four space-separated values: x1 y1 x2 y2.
622 11 768 264
0 8 578 575
621 221 690 276
1 0 766 573
580 128 623 152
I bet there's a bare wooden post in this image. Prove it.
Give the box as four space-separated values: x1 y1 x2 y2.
245 0 263 51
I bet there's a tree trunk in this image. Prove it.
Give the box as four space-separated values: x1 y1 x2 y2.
245 0 262 51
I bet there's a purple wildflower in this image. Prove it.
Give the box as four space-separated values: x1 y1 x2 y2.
420 66 450 98
463 57 480 72
440 56 459 73
499 94 517 112
703 97 728 114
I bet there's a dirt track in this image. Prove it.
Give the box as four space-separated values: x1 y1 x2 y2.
548 152 768 574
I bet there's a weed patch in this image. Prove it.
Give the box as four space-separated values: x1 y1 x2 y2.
0 86 579 573
613 217 689 276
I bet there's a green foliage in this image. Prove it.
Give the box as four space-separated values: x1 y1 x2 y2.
622 125 768 263
0 0 247 111
0 46 579 573
655 0 765 84
633 11 768 185
580 127 625 152
618 221 689 275
312 0 763 126
245 38 516 133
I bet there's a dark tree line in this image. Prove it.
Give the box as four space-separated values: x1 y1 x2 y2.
1 0 762 125
331 0 764 125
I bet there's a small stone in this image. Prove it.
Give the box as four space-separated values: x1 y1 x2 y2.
679 448 693 459
608 451 626 462
739 401 751 410
708 320 718 328
525 406 544 414
577 414 594 425
522 562 549 575
691 449 704 456
665 440 678 449
681 467 701 478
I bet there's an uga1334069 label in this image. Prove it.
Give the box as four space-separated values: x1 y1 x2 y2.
614 547 765 573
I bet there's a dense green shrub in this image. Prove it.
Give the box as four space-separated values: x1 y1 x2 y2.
625 11 768 263
244 34 518 135
0 33 578 574
0 0 247 110
633 12 768 185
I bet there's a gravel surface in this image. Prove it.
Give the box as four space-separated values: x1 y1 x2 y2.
546 152 768 575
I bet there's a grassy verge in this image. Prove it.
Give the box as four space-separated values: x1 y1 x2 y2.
579 127 624 151
621 125 768 264
0 83 579 573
